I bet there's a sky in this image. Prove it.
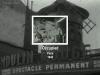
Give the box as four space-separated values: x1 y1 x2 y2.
21 0 100 49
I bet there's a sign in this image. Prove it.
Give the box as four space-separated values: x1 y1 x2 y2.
1 61 90 75
1 58 100 75
0 51 34 69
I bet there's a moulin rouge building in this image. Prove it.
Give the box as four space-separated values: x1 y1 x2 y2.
0 0 99 75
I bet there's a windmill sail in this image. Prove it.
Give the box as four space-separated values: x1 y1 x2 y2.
68 2 96 33
83 18 96 33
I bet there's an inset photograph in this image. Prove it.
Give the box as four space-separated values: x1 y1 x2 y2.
32 16 68 45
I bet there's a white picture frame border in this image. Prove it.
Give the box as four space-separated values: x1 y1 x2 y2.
32 15 68 45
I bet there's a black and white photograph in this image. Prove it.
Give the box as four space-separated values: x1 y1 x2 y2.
0 0 100 75
32 16 68 45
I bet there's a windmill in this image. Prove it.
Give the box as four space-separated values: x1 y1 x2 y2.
23 0 97 60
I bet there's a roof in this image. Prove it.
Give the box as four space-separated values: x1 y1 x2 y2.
38 0 89 19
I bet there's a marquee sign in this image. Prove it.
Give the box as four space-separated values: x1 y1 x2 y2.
1 59 100 75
